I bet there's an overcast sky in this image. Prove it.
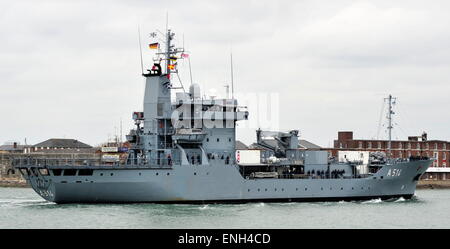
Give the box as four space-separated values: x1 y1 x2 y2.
1 0 449 147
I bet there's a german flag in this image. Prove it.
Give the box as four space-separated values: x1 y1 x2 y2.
149 43 159 49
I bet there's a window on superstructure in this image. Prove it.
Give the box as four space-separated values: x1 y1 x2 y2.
368 142 372 149
63 169 77 176
435 143 438 150
408 143 411 149
417 143 420 149
358 142 362 148
78 169 93 176
52 169 62 176
378 142 381 149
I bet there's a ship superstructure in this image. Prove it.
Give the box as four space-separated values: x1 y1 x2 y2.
14 28 432 204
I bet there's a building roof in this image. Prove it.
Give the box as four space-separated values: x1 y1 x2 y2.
0 144 28 152
33 139 92 149
235 140 248 150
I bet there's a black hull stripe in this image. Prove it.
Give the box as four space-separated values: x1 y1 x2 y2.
54 194 413 204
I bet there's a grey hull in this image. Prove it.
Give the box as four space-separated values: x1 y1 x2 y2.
24 159 432 204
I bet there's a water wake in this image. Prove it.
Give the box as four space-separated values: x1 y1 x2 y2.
361 198 383 204
394 197 406 202
0 199 50 208
199 204 210 210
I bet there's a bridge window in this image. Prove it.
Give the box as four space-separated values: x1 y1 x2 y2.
39 169 49 176
78 169 93 176
51 169 62 176
63 169 77 176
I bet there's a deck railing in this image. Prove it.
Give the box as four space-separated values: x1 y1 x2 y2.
11 157 179 169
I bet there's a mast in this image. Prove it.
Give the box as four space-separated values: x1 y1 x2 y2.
165 29 171 75
385 94 396 159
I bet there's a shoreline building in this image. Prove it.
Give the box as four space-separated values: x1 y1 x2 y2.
329 131 450 180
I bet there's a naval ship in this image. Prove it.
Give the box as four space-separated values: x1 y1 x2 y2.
14 28 432 204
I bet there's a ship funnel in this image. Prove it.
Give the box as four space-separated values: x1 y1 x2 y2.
189 83 201 99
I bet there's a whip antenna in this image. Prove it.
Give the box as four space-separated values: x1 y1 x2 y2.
137 25 144 75
231 52 234 99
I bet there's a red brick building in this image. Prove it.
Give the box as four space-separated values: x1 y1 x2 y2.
329 131 450 180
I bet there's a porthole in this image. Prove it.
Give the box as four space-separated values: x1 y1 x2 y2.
330 187 332 190
341 187 343 190
229 138 231 142
110 173 114 176
352 187 354 190
296 188 298 191
167 173 170 176
194 172 197 175
274 188 277 191
248 189 250 192
321 187 323 191
305 188 307 191
258 189 260 192
265 188 267 192
206 138 209 142
361 187 364 190
156 173 159 176
217 138 220 142
281 188 284 191
139 173 142 176
100 173 103 176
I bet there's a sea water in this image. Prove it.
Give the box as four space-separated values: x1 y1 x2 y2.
1 188 449 229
